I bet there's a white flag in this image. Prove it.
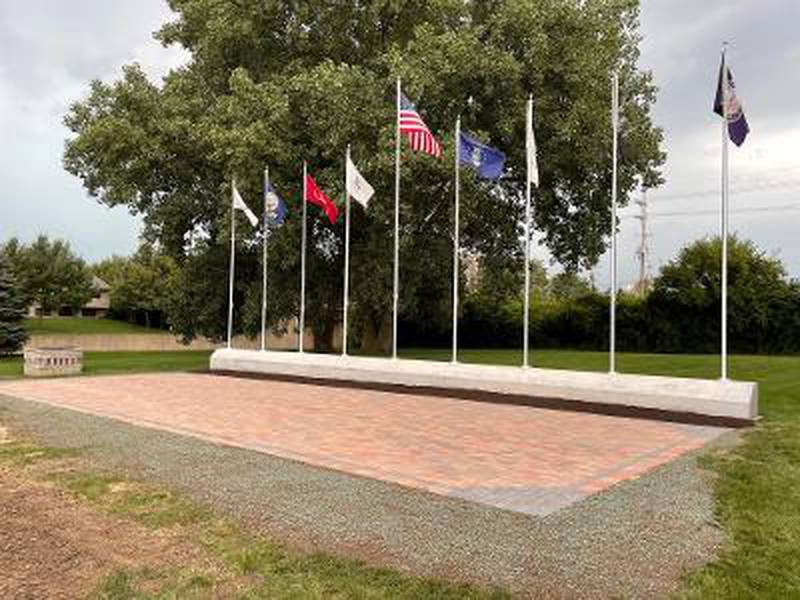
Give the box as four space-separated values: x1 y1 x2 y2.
346 156 375 208
232 182 258 227
526 99 540 188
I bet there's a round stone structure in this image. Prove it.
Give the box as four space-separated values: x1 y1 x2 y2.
24 347 83 377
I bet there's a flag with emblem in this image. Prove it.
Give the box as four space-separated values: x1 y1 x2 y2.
714 56 749 147
264 180 287 225
458 131 506 180
399 91 442 158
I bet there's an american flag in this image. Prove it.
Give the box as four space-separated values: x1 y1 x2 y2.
399 92 442 158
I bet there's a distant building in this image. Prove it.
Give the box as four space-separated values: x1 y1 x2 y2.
463 252 482 292
624 277 653 297
27 276 111 319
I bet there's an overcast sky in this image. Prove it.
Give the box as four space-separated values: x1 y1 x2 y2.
1 1 798 288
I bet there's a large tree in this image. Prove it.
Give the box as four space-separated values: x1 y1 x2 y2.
63 0 664 350
1 236 94 316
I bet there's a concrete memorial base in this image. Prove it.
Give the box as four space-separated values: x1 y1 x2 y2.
210 349 758 426
24 347 83 377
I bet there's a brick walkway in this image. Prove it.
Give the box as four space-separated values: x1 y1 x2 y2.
0 373 726 515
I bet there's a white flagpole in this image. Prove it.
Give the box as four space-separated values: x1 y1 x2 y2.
299 161 307 353
261 167 269 351
721 44 729 380
610 71 619 374
392 78 401 360
523 96 533 368
343 145 352 356
452 116 461 364
227 178 236 349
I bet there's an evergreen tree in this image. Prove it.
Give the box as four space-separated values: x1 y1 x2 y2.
0 256 28 354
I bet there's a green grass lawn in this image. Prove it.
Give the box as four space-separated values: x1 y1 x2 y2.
24 317 164 336
1 346 798 595
0 350 212 379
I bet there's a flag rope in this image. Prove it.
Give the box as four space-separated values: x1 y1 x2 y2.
610 72 619 374
523 96 533 368
392 78 401 359
299 162 307 353
452 116 461 364
261 167 269 351
227 179 236 349
721 44 729 380
343 145 352 356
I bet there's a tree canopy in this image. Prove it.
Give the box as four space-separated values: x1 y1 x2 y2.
93 243 179 328
0 236 94 315
647 236 800 353
63 0 664 349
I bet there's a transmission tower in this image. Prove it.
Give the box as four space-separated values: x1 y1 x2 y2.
633 190 652 294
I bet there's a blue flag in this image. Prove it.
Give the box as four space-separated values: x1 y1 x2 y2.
265 181 287 225
713 57 749 147
458 132 506 180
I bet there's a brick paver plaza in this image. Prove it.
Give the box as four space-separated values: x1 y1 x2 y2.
0 373 726 515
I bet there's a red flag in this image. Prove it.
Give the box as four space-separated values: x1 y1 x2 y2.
305 174 338 224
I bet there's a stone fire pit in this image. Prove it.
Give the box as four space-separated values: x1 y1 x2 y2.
24 347 83 377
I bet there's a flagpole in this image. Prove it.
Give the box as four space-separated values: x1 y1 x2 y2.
523 96 533 368
227 178 236 349
300 161 307 353
721 44 729 380
392 77 401 360
610 71 619 374
452 115 461 364
343 145 351 356
261 167 269 351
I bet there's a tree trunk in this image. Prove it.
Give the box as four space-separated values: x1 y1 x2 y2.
312 320 336 353
360 316 392 354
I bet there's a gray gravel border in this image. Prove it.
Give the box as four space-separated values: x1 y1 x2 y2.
0 393 735 598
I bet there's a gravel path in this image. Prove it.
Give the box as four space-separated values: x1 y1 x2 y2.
0 393 733 598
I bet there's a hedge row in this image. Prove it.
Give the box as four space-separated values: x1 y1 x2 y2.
400 290 800 355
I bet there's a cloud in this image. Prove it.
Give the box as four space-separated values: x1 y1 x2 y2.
0 0 797 288
591 0 800 289
0 0 186 262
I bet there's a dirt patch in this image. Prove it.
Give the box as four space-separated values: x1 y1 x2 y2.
0 467 207 598
0 418 249 600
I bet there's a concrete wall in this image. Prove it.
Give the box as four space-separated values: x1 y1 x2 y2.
24 319 341 353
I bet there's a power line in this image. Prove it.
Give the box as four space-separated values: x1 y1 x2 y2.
648 178 800 203
632 202 800 219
